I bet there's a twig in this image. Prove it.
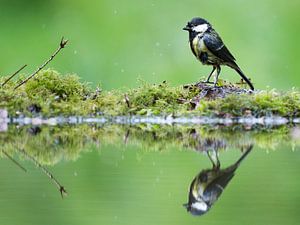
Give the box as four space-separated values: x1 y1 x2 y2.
123 129 130 144
235 79 246 85
1 64 27 87
236 78 253 88
124 94 130 108
19 148 67 198
2 150 27 172
14 37 69 90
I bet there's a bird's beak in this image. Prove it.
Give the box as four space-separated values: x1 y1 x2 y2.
183 25 191 31
183 203 189 209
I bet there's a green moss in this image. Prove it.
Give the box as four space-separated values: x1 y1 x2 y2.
198 90 300 117
0 70 124 116
125 81 192 115
0 69 299 117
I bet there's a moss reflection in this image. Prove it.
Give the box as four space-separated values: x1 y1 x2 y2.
0 124 298 166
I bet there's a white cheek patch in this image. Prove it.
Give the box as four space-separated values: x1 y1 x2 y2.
191 202 208 211
192 24 208 33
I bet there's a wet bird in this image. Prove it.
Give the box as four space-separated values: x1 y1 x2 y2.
183 17 254 91
183 145 253 216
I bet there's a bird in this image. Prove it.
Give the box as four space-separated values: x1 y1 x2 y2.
183 144 253 216
183 17 254 91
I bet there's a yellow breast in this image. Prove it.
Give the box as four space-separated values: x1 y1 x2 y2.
192 37 200 57
192 35 208 59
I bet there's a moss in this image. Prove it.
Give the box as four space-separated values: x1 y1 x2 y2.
0 69 299 117
198 90 300 117
0 70 124 116
125 81 192 115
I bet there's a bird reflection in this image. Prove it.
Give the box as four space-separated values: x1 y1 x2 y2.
183 143 253 216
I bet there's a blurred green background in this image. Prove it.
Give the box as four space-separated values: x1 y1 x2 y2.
1 1 300 224
0 0 300 90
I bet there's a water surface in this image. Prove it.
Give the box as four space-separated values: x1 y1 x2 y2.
0 122 299 225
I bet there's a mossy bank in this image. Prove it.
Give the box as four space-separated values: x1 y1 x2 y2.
0 69 299 117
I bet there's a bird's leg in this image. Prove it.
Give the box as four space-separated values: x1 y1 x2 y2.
207 149 220 170
203 66 216 84
213 66 221 87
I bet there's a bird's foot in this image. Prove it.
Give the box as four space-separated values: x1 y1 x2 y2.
195 80 214 87
200 80 214 84
213 83 221 88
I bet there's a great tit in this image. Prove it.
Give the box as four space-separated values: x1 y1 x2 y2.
183 144 253 216
183 17 254 91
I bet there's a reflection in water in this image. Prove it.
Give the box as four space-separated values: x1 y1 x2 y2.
184 144 253 216
19 149 67 198
0 123 299 225
1 150 27 172
1 146 67 198
1 124 298 201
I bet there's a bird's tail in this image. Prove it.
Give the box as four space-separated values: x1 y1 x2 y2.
234 144 253 167
223 144 253 174
232 66 254 91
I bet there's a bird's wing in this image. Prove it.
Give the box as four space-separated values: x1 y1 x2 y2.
203 171 235 204
203 30 236 64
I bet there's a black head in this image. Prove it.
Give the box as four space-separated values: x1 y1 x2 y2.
183 17 211 33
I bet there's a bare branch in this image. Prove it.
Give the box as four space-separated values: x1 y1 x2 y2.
2 150 27 172
60 36 68 48
19 148 67 198
14 37 69 90
1 64 27 87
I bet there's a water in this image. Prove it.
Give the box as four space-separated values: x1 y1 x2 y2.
0 120 299 225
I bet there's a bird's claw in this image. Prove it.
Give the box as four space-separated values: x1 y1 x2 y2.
201 81 214 84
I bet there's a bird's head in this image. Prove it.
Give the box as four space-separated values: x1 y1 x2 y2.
183 17 211 34
183 201 210 216
183 172 211 216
